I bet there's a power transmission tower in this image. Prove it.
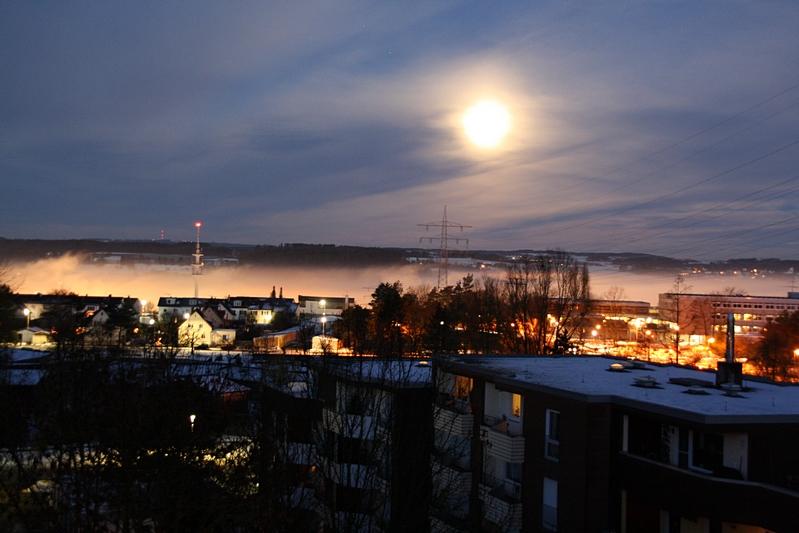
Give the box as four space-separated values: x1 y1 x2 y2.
418 206 471 288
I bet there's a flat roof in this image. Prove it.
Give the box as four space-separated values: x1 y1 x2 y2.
440 355 799 423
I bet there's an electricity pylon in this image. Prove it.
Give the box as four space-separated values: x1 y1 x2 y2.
418 206 471 288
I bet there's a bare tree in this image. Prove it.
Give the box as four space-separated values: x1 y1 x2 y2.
501 252 591 354
659 275 692 364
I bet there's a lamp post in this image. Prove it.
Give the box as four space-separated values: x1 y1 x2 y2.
189 414 196 433
321 316 327 337
23 308 30 328
320 299 326 335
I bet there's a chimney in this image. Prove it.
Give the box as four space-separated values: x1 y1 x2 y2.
716 313 743 387
725 313 735 363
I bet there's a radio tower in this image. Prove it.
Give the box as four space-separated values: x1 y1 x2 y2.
192 222 204 298
418 206 471 288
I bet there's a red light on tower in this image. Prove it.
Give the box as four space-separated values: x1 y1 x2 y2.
195 222 201 228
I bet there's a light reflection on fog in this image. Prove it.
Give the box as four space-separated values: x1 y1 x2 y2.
10 255 796 307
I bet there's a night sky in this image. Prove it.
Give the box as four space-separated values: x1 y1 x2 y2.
2 2 798 260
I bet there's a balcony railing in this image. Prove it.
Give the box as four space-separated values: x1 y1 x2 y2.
481 417 525 463
481 474 522 502
433 460 472 495
618 452 799 533
479 478 523 531
483 414 522 436
316 455 378 489
435 403 474 437
323 408 377 439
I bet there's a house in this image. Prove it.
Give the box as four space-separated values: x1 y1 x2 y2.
18 293 142 321
311 335 342 353
431 354 799 533
297 296 354 317
253 326 300 352
226 296 298 324
158 296 298 325
17 327 52 345
178 310 214 348
157 297 210 322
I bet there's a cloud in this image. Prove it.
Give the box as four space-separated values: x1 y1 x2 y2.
1 2 799 259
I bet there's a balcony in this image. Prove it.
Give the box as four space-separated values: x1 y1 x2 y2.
435 401 474 437
618 452 799 533
432 458 472 496
316 455 378 489
481 416 525 463
285 442 314 465
479 476 523 531
323 408 377 439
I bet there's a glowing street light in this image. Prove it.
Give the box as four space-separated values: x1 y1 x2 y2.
23 308 30 328
189 414 196 432
320 299 327 336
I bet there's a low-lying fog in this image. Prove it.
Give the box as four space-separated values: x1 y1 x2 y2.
8 256 797 307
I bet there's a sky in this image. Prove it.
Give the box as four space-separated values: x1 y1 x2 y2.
2 2 799 261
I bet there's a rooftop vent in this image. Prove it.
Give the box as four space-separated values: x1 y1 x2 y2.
721 382 743 397
633 375 658 388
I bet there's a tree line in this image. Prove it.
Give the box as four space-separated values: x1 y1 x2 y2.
334 251 592 357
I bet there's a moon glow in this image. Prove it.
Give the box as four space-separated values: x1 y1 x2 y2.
462 100 511 148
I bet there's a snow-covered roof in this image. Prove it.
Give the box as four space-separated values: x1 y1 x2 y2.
310 358 433 387
440 355 799 423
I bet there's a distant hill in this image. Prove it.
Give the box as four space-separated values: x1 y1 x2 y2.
0 238 408 268
2 237 798 275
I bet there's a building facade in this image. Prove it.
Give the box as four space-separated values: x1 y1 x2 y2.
658 291 799 339
432 354 799 533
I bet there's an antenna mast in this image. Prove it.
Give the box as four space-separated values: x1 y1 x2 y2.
418 206 471 288
192 222 204 298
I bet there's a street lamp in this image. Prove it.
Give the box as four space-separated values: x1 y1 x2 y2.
320 299 326 336
189 414 196 433
23 308 30 328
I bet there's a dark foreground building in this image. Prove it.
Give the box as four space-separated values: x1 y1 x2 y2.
432 355 799 533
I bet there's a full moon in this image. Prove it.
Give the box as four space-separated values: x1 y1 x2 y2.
462 100 511 148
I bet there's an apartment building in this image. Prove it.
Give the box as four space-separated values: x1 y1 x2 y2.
432 354 799 533
658 291 799 339
255 357 434 533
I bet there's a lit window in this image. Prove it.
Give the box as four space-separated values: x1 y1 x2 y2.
512 393 522 418
545 410 560 461
454 375 470 400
